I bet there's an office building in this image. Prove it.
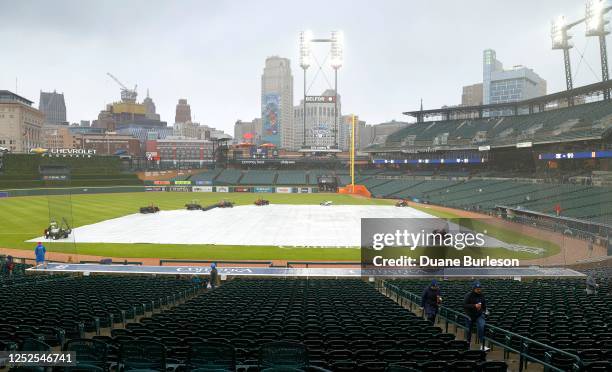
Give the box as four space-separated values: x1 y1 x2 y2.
143 90 160 121
293 89 340 149
261 56 294 149
461 83 483 106
482 49 546 108
175 99 192 123
234 118 262 144
0 91 44 152
44 125 75 149
39 90 67 126
339 114 365 151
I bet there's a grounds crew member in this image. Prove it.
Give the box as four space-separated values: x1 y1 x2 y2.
421 279 442 324
34 242 47 269
209 262 218 289
463 281 489 351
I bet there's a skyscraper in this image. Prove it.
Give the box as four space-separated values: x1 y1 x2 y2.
143 90 160 121
261 56 294 149
175 99 192 123
482 49 546 107
39 90 67 126
293 89 340 149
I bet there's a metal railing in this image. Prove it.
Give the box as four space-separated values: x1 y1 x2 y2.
384 282 583 372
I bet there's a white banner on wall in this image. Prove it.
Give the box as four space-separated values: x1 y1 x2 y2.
276 187 293 194
216 186 229 193
192 186 213 192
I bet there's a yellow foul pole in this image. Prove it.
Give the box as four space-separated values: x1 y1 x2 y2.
351 114 356 190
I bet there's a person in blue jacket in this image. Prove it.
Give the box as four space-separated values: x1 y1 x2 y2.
34 242 47 269
421 279 442 324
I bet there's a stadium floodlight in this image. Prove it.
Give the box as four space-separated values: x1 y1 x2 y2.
551 16 571 49
299 30 313 69
585 0 611 98
585 0 608 35
330 30 344 69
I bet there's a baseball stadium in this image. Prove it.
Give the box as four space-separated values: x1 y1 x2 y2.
2 3 612 372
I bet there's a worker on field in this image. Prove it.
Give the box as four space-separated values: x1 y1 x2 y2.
463 281 489 351
34 242 47 269
209 262 218 289
421 279 442 324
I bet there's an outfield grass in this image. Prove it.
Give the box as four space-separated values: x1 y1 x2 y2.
0 191 559 261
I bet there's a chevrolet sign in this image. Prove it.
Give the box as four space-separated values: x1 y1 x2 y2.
49 148 97 155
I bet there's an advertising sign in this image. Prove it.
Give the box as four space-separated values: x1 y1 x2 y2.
234 187 251 193
42 175 68 181
254 187 274 193
298 187 310 194
193 186 213 192
216 186 229 193
195 180 213 186
276 187 293 194
169 186 191 192
305 95 336 103
174 180 192 185
0 192 8 198
145 187 166 192
153 180 171 185
262 93 281 146
49 148 97 156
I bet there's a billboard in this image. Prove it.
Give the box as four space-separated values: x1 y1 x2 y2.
216 186 229 193
174 180 192 185
193 186 213 192
234 187 251 193
145 187 166 192
262 93 281 146
169 186 191 192
276 187 293 193
254 186 274 193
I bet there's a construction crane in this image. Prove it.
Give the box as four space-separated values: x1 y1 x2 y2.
106 72 138 103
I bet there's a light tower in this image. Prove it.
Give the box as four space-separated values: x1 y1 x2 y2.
551 16 576 92
585 0 611 99
298 30 344 149
299 30 312 148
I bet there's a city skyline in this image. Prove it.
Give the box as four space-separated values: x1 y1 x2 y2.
0 0 607 134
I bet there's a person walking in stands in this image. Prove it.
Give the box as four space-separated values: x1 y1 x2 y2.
586 274 599 295
5 255 14 278
209 262 218 289
464 281 490 351
421 279 442 324
34 242 47 269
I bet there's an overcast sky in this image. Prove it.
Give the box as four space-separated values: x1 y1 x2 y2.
0 0 608 133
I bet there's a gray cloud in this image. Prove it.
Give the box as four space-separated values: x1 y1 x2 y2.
0 0 607 133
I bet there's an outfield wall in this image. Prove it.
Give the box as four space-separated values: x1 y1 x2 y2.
0 185 320 197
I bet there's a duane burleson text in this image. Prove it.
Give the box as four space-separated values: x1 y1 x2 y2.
372 256 520 267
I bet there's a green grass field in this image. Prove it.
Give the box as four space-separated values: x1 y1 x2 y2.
0 191 559 261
